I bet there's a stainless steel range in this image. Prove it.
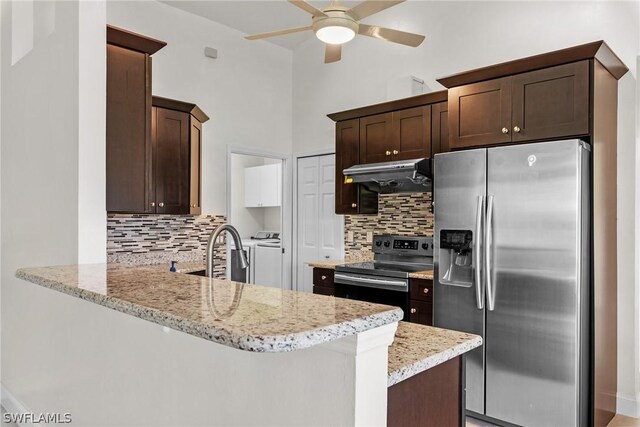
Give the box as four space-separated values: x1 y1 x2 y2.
335 235 433 320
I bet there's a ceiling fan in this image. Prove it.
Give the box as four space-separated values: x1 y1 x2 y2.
245 0 425 63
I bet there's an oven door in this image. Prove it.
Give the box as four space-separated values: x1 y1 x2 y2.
334 273 410 321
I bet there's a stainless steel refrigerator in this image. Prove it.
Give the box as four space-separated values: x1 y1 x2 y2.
433 139 590 427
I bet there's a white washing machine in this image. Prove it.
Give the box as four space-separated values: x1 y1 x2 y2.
228 231 280 285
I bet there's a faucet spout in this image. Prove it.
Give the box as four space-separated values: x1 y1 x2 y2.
206 224 249 278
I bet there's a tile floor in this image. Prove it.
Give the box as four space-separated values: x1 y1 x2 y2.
466 414 640 427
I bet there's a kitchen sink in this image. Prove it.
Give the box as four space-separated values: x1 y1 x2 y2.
186 270 207 277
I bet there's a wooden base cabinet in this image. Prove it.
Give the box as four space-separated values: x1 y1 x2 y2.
409 278 433 326
312 268 335 296
388 356 464 427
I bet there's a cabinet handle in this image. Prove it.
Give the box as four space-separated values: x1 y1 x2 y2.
321 275 327 280
191 204 197 208
351 203 357 208
151 202 156 207
393 150 399 155
501 127 509 134
513 126 521 133
158 202 164 207
410 308 417 314
423 288 429 294
385 150 391 156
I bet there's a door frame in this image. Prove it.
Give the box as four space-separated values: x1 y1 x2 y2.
226 145 292 290
292 149 344 292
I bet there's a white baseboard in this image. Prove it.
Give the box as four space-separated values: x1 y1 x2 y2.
1 383 33 427
618 393 640 418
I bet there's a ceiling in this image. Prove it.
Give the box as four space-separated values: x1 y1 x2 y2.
161 1 381 50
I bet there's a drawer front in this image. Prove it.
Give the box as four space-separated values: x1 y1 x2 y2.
409 300 433 326
313 268 335 287
410 279 433 302
313 285 335 297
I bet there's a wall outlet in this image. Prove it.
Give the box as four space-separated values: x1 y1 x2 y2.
347 231 354 243
366 231 373 243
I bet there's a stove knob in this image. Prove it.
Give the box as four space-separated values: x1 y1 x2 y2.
422 243 428 250
375 241 382 247
383 241 390 247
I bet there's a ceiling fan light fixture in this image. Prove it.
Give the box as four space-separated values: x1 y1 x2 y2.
313 15 358 45
316 25 355 44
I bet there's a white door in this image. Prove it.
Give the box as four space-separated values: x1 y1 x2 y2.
296 155 344 293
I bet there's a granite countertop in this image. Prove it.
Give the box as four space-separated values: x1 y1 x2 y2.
387 322 482 387
16 264 402 353
308 259 434 280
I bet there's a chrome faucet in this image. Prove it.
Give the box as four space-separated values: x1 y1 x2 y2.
206 224 249 278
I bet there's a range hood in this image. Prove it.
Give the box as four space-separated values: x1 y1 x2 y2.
343 158 432 194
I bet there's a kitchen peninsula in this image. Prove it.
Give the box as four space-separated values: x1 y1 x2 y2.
15 264 480 426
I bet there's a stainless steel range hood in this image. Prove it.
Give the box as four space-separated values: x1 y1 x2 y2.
343 158 432 194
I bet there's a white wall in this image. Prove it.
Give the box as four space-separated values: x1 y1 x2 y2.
107 1 293 216
291 1 640 414
1 0 106 392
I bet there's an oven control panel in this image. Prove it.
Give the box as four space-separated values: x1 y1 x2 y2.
372 235 433 256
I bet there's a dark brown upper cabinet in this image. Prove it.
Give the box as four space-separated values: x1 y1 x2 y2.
329 91 447 215
438 41 629 151
106 26 166 214
431 102 449 154
394 105 431 161
335 119 378 215
359 106 432 164
448 61 589 150
359 113 393 164
152 97 208 216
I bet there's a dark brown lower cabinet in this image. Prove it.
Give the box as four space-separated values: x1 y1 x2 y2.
312 268 335 296
388 356 463 427
409 278 433 326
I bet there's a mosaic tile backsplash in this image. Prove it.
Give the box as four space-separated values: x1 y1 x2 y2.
107 214 227 278
344 193 433 259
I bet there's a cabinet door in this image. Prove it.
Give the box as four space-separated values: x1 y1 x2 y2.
393 106 431 160
449 77 512 149
335 119 360 214
359 113 393 164
261 164 281 207
409 300 433 326
106 44 153 213
431 101 449 154
244 166 262 207
154 107 190 214
189 117 202 215
511 61 589 142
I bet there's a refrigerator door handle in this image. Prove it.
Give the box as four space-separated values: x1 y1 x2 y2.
485 194 496 311
474 195 485 309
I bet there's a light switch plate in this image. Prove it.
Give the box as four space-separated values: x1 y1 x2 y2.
347 231 354 242
366 231 373 243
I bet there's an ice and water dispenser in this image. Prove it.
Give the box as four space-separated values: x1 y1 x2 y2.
439 230 474 286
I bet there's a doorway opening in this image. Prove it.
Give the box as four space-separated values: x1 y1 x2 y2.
227 148 289 289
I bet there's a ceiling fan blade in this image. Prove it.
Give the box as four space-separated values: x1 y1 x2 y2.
245 25 313 40
288 0 327 17
325 44 342 63
358 24 425 47
347 0 405 21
